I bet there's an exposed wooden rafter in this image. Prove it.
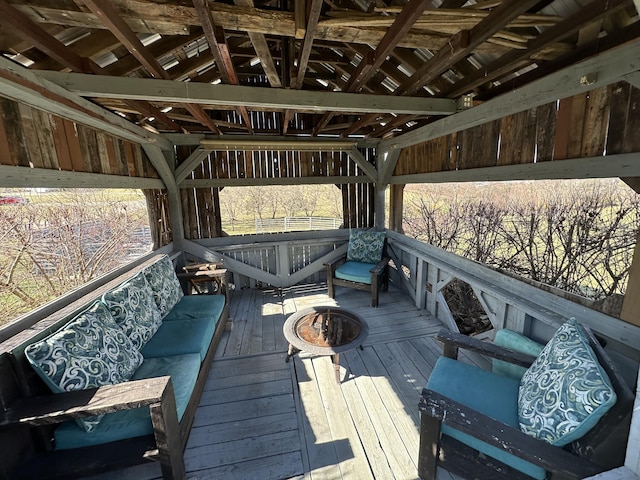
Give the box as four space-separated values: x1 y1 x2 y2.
233 0 282 88
82 0 221 134
342 0 544 137
193 0 254 134
443 0 631 98
295 0 323 89
314 0 434 134
0 0 182 132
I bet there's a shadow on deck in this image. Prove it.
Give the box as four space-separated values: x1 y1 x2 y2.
85 283 489 480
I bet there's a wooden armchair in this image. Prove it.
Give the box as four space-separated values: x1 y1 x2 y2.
418 323 634 480
325 230 390 307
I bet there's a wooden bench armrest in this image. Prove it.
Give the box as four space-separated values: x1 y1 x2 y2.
419 388 605 479
324 254 347 271
1 376 173 428
370 256 391 275
436 329 537 367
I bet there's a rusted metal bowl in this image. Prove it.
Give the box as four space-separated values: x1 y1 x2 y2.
283 306 368 356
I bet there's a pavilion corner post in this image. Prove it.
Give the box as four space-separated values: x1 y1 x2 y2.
374 184 386 231
142 143 186 250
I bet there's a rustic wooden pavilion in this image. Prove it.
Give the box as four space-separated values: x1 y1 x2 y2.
2 0 640 478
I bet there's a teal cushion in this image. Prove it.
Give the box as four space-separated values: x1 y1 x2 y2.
141 317 216 361
54 353 201 450
492 329 545 380
518 319 617 446
162 294 226 322
24 301 143 433
335 261 375 285
143 255 184 318
427 356 546 480
102 272 162 350
346 230 385 264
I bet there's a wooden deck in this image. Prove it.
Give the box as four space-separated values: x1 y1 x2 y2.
86 283 490 480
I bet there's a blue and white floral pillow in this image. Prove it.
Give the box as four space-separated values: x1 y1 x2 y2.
143 255 184 318
518 319 617 446
346 230 385 264
24 301 143 432
102 272 162 350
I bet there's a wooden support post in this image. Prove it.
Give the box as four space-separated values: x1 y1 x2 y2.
374 185 386 231
621 230 640 326
389 184 405 233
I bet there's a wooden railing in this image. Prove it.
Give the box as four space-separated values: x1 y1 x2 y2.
186 229 640 363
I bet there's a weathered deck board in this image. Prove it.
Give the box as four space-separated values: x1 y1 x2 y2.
83 283 476 480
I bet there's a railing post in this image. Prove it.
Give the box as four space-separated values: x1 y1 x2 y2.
276 242 290 286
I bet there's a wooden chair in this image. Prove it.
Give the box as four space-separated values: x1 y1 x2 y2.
325 230 390 307
418 323 634 480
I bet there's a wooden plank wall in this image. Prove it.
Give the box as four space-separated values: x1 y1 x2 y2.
143 189 173 249
175 147 376 236
395 82 639 175
0 98 155 178
204 149 369 180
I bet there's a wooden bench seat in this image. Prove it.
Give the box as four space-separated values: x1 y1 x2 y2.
0 253 229 480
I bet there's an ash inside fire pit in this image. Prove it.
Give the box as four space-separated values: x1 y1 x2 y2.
284 307 368 358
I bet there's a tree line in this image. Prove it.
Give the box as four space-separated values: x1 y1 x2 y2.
403 179 640 301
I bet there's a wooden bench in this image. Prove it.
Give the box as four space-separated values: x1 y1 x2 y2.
0 253 229 480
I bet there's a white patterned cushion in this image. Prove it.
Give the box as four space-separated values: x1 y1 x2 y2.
24 301 143 432
102 272 162 350
518 319 617 446
143 255 183 318
346 230 385 264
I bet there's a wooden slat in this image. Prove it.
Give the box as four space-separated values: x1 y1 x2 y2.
534 102 557 162
623 86 640 154
581 86 610 157
606 82 631 155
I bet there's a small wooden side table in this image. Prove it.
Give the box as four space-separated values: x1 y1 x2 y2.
180 262 228 295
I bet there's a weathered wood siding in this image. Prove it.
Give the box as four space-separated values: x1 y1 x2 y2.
0 98 155 178
175 147 376 236
395 82 640 175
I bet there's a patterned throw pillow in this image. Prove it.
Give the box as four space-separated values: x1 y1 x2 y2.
24 301 143 432
518 319 617 446
143 255 184 318
346 230 385 264
102 272 162 350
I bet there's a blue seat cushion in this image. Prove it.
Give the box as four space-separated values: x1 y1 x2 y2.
335 261 374 285
162 294 225 322
54 353 201 450
141 317 216 361
427 356 546 480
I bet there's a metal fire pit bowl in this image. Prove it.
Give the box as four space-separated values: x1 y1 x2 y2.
283 307 368 383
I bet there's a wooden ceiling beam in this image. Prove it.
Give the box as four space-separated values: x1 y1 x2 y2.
295 0 323 89
0 0 182 132
38 71 457 115
478 21 640 101
443 0 631 98
234 0 282 87
381 38 640 151
83 0 221 134
106 33 204 77
341 0 544 137
81 0 167 79
398 0 543 96
346 0 434 93
193 0 253 134
0 0 93 74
